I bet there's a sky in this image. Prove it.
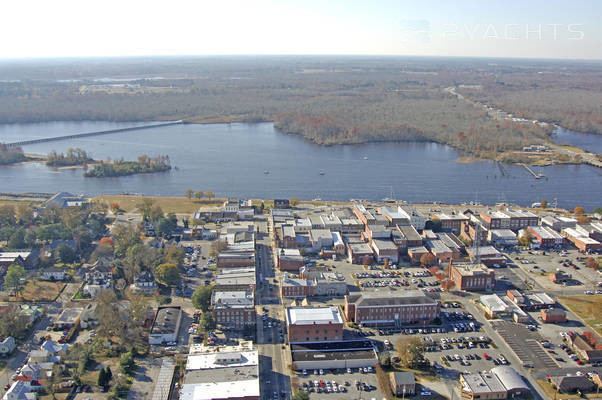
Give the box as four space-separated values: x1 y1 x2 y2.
1 0 601 60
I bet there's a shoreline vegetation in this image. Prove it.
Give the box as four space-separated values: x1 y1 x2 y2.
46 147 94 167
83 154 171 178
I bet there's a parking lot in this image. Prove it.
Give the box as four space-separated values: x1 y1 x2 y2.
490 320 558 369
295 367 384 400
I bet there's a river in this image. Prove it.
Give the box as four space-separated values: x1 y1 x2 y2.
1 121 601 210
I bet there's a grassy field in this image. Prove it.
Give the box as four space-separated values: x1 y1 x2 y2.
94 195 225 214
18 281 66 302
559 295 602 336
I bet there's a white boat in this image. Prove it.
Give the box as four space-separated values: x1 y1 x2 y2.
363 156 368 160
264 170 269 174
319 171 325 175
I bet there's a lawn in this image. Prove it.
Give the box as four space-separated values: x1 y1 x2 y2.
559 295 602 336
94 195 225 214
17 280 66 302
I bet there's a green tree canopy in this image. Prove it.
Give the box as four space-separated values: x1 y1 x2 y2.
154 263 180 286
199 313 216 332
56 243 77 264
191 285 214 312
4 264 26 294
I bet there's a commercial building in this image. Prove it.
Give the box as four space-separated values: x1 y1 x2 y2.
575 222 602 242
396 225 423 249
53 307 84 330
466 246 506 267
479 209 539 231
460 367 529 400
217 251 255 268
569 333 602 363
277 248 304 271
390 372 416 396
542 215 577 231
488 229 518 247
526 226 564 247
479 294 529 323
432 212 469 233
407 246 429 265
398 206 427 230
378 206 410 226
505 290 555 311
290 340 378 370
562 228 602 252
276 224 297 248
551 375 596 394
181 345 260 400
286 306 344 343
212 291 255 329
149 306 182 345
280 271 347 298
347 242 374 264
425 239 454 263
541 308 567 323
450 263 495 291
344 290 440 327
371 239 399 263
214 270 256 292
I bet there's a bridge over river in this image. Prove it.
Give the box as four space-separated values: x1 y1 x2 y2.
5 120 184 148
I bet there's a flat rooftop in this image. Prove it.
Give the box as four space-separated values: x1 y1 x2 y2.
186 350 258 371
181 379 259 400
348 290 438 307
212 290 254 308
287 306 343 325
292 350 375 362
56 308 84 324
150 306 182 335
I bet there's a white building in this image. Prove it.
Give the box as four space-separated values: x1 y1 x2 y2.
0 337 16 356
398 206 427 230
148 306 182 345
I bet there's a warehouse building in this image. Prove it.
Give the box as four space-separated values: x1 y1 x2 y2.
149 306 182 345
290 340 378 370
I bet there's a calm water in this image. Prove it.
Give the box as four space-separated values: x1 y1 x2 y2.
1 122 601 210
552 127 602 154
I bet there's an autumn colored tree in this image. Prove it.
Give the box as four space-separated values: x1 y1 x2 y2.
205 190 215 200
195 190 203 200
185 189 193 199
99 237 114 247
574 206 585 215
110 202 120 213
585 257 600 270
576 216 591 224
540 200 548 209
518 232 533 247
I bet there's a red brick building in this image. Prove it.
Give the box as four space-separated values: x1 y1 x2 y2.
449 263 495 291
344 290 439 327
212 290 256 329
432 212 469 233
479 209 539 231
286 306 344 343
217 251 255 268
277 248 305 271
541 308 567 323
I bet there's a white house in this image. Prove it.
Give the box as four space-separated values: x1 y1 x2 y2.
0 337 16 356
3 380 35 400
131 270 157 293
41 268 67 281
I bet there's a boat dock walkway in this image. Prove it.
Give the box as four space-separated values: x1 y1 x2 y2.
520 163 545 179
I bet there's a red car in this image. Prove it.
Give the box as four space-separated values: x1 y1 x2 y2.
483 353 491 360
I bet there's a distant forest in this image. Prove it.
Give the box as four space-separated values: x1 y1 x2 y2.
0 57 600 158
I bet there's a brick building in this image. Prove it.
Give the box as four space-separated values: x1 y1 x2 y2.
479 209 539 231
212 290 256 329
347 242 374 264
449 263 495 291
286 306 344 343
344 290 440 327
372 239 399 263
217 251 255 268
526 226 564 248
431 212 469 233
541 308 567 323
277 248 305 271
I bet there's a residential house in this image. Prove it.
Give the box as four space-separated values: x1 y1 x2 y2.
0 337 16 356
551 375 595 393
41 267 67 281
131 270 157 293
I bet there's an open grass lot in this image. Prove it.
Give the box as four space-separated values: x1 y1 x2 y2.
559 295 602 336
94 195 225 214
18 280 66 302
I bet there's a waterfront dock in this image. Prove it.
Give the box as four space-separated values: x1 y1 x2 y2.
520 163 545 179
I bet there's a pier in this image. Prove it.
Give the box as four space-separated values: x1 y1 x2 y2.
5 120 184 148
520 163 545 179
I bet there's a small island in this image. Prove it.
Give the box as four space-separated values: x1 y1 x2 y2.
46 148 94 167
0 144 28 165
84 154 171 178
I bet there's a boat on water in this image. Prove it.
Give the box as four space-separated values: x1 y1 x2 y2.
264 170 269 174
319 171 325 175
312 197 322 201
363 156 368 160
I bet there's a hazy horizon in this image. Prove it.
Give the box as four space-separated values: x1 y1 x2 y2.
2 0 601 60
